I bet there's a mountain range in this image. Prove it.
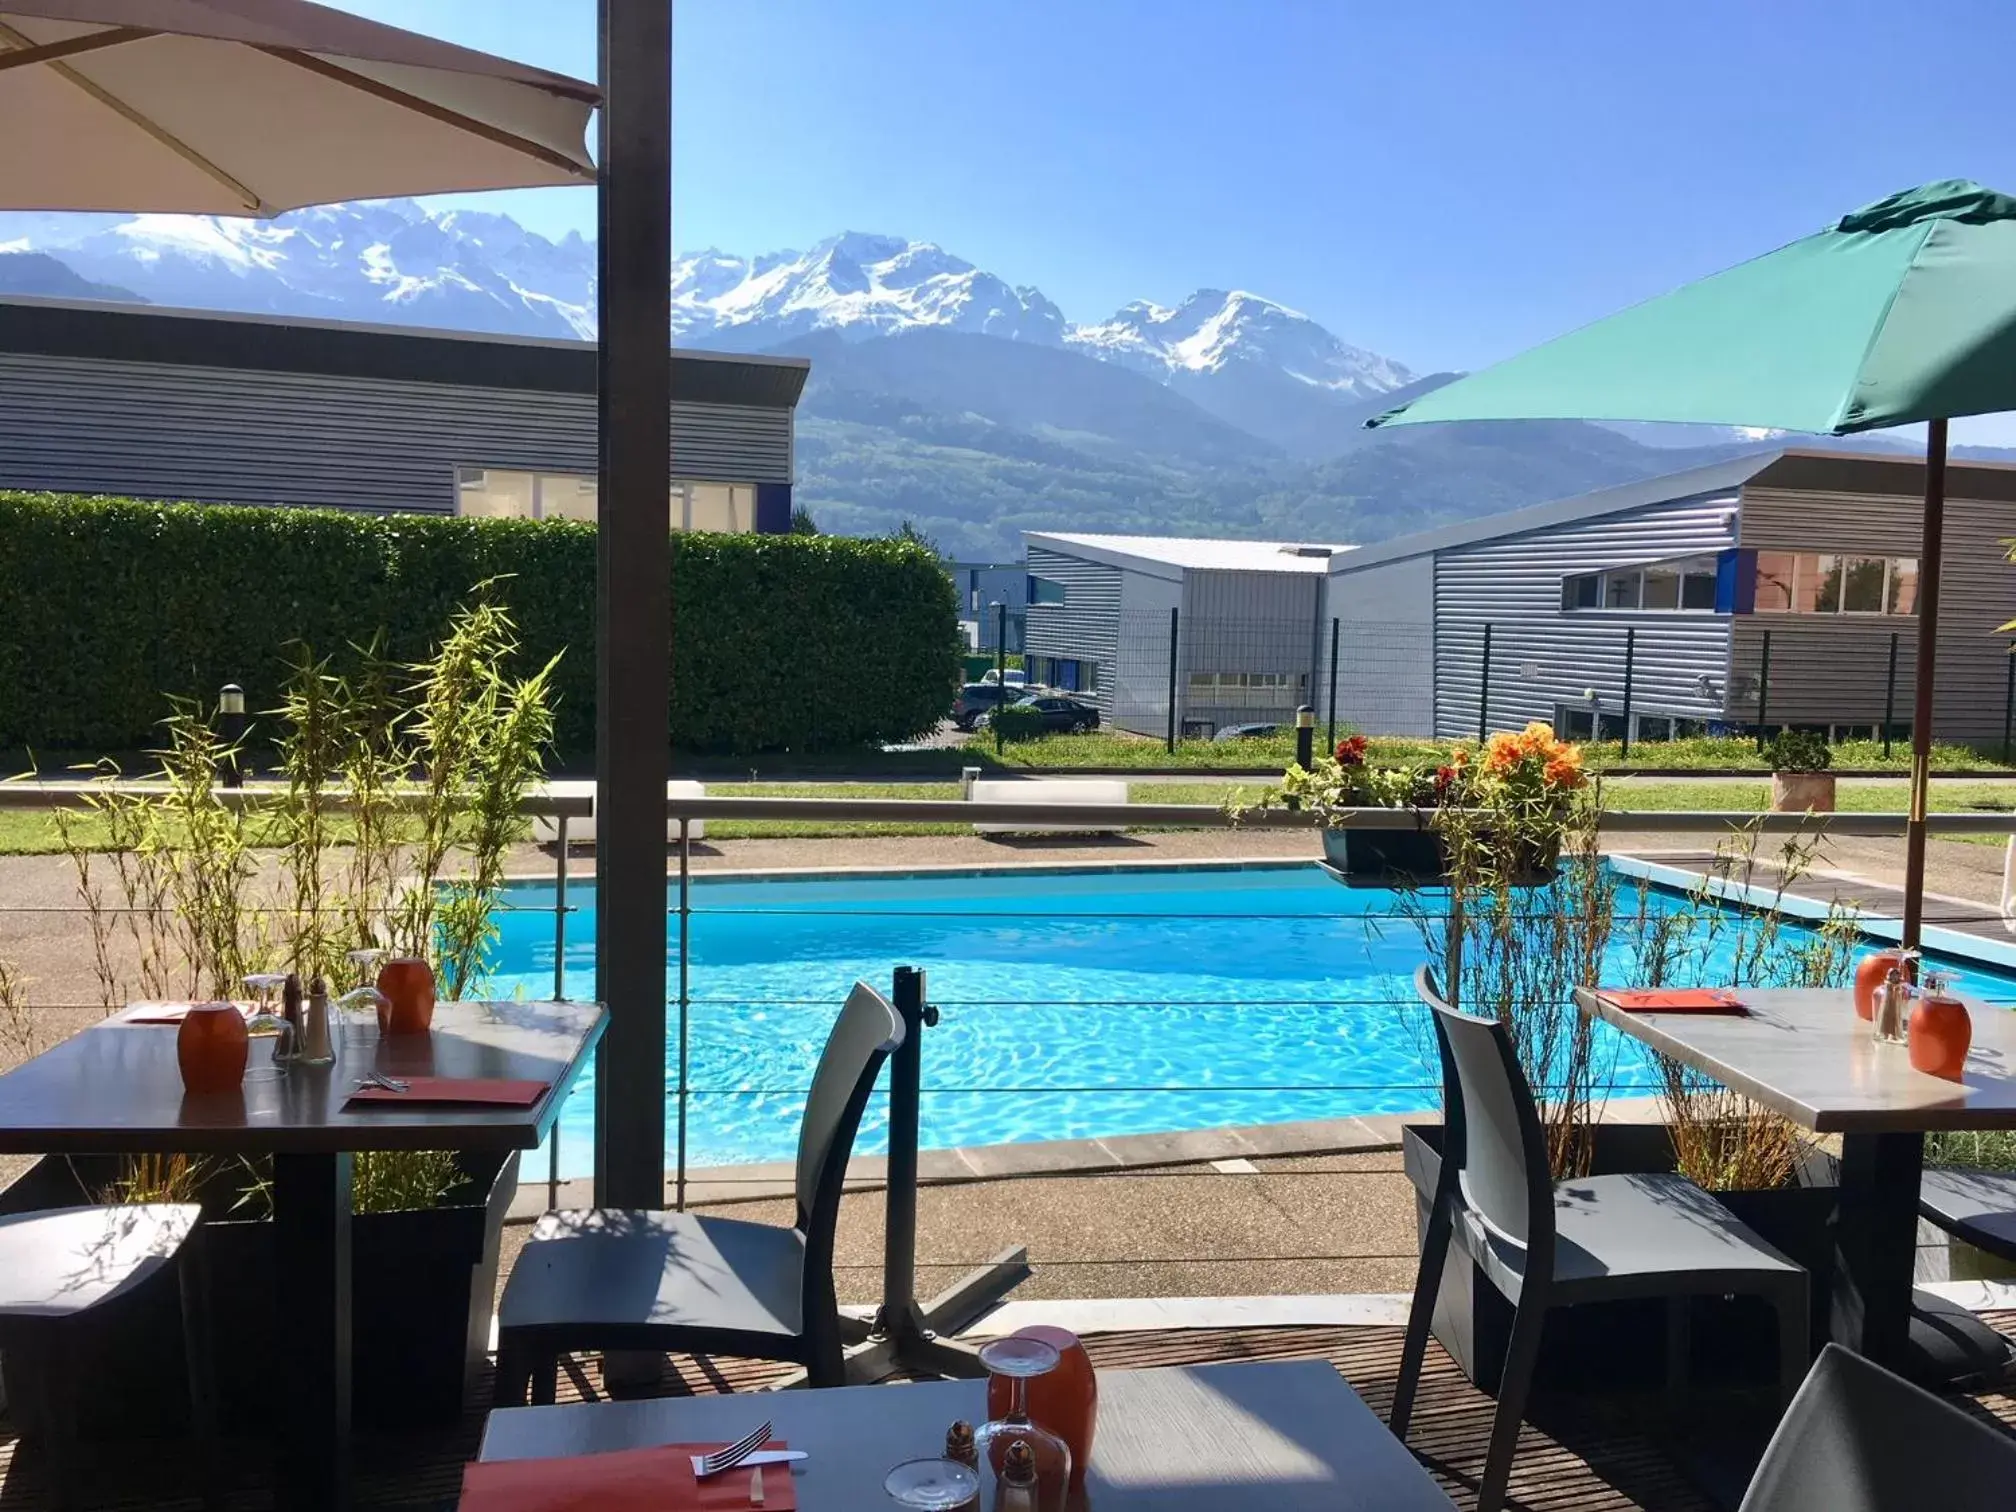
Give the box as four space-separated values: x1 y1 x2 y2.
0 197 1853 556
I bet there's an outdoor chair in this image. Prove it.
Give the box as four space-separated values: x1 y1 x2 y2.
496 981 903 1400
0 1203 216 1511
1391 965 1809 1512
1918 1165 2016 1265
1737 1342 2016 1509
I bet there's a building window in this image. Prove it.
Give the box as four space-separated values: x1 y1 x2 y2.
1751 552 1917 615
1186 671 1309 705
1561 555 1721 614
456 468 758 531
1555 707 1595 740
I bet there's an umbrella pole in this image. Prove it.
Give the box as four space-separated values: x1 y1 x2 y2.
1902 417 1948 951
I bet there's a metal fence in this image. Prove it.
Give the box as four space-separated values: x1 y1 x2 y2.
1021 610 2016 756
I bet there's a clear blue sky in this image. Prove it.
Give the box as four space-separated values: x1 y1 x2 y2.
337 1 2016 436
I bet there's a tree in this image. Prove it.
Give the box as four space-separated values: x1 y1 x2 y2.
789 505 819 535
891 517 944 558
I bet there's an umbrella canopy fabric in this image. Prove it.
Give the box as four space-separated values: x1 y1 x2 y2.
1369 180 2016 436
0 0 596 215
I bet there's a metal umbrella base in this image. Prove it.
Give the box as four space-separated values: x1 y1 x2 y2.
782 966 1031 1387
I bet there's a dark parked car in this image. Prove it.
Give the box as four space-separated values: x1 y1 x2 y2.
1011 694 1101 733
1212 722 1280 742
953 682 1013 730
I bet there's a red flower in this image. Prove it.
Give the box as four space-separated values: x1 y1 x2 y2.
1335 735 1369 767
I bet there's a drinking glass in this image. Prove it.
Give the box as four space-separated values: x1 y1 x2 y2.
883 1458 980 1510
972 1336 1071 1510
241 972 289 1081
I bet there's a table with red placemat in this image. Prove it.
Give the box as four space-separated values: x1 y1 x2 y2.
0 997 605 1512
1576 983 2016 1389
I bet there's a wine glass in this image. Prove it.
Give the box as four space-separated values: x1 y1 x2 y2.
972 1336 1071 1509
241 972 289 1081
883 1458 980 1510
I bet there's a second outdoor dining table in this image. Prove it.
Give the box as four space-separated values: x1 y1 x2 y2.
0 997 606 1512
1575 984 2016 1388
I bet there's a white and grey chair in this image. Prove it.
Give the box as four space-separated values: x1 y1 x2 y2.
1392 965 1809 1512
496 981 903 1400
0 1203 217 1510
1738 1342 2016 1510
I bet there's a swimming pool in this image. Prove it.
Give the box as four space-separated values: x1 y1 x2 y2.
485 862 2016 1176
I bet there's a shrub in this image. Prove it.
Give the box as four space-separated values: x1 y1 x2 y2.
0 491 960 756
1763 729 1831 773
988 703 1049 742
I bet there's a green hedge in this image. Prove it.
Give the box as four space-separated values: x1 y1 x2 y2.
0 491 961 757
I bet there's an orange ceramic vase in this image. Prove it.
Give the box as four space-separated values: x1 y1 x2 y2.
1910 989 1973 1081
988 1325 1097 1489
1854 950 1914 1021
176 1002 249 1093
376 957 436 1035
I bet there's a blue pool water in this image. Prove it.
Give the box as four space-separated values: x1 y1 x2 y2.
484 862 2016 1175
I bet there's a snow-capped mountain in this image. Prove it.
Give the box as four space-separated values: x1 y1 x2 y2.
1069 288 1413 397
672 231 1065 347
0 199 596 340
0 200 1413 452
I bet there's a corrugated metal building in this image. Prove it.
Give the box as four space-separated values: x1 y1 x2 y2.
1022 532 1350 736
0 296 807 529
1324 448 2016 744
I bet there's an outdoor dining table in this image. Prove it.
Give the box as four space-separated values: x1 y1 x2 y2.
1575 984 2016 1388
476 1356 1457 1509
0 997 605 1512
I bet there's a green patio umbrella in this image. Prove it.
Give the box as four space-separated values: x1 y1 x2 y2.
1369 178 2016 949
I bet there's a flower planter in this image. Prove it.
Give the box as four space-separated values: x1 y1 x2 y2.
0 1147 518 1437
1402 1123 1836 1394
1771 772 1836 812
1321 825 1561 888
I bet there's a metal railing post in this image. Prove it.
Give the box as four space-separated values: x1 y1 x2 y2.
1477 623 1492 743
994 602 1008 755
675 817 691 1212
2004 642 2015 764
552 814 569 1003
1755 629 1773 751
1620 627 1636 757
1883 631 1900 759
1165 606 1180 752
1326 617 1340 752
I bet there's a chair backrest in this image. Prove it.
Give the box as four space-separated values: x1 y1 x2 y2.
1739 1343 2016 1511
1414 964 1554 1251
794 981 905 1233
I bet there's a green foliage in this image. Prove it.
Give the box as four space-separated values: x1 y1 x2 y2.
788 506 819 535
1763 729 1832 773
988 703 1048 742
0 491 960 756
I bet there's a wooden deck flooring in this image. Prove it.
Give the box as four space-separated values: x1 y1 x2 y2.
3 1317 2012 1510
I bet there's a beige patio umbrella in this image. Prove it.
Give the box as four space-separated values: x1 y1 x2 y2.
0 0 596 214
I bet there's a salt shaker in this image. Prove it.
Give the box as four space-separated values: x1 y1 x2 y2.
1873 958 1910 1044
944 1420 980 1511
994 1440 1038 1512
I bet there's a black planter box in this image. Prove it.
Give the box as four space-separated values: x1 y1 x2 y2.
1402 1123 1838 1395
1321 825 1561 888
0 1147 518 1437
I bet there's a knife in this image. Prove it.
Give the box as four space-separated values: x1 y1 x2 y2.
688 1449 807 1475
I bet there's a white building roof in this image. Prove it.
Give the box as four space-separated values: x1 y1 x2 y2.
1026 531 1355 575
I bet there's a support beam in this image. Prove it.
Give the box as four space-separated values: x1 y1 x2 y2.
1902 419 1947 952
594 0 672 1210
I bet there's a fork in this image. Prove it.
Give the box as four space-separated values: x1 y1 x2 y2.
354 1072 410 1093
694 1419 773 1479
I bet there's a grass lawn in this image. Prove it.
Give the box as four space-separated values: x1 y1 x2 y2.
5 774 2011 855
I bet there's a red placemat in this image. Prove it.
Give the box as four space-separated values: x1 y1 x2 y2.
346 1077 550 1108
1598 987 1747 1014
459 1442 794 1511
120 1001 256 1026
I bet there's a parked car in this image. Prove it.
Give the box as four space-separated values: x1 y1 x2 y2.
1011 694 1101 733
977 668 1027 688
954 682 1014 730
1212 722 1281 742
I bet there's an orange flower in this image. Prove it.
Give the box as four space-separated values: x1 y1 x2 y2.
1544 755 1585 790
